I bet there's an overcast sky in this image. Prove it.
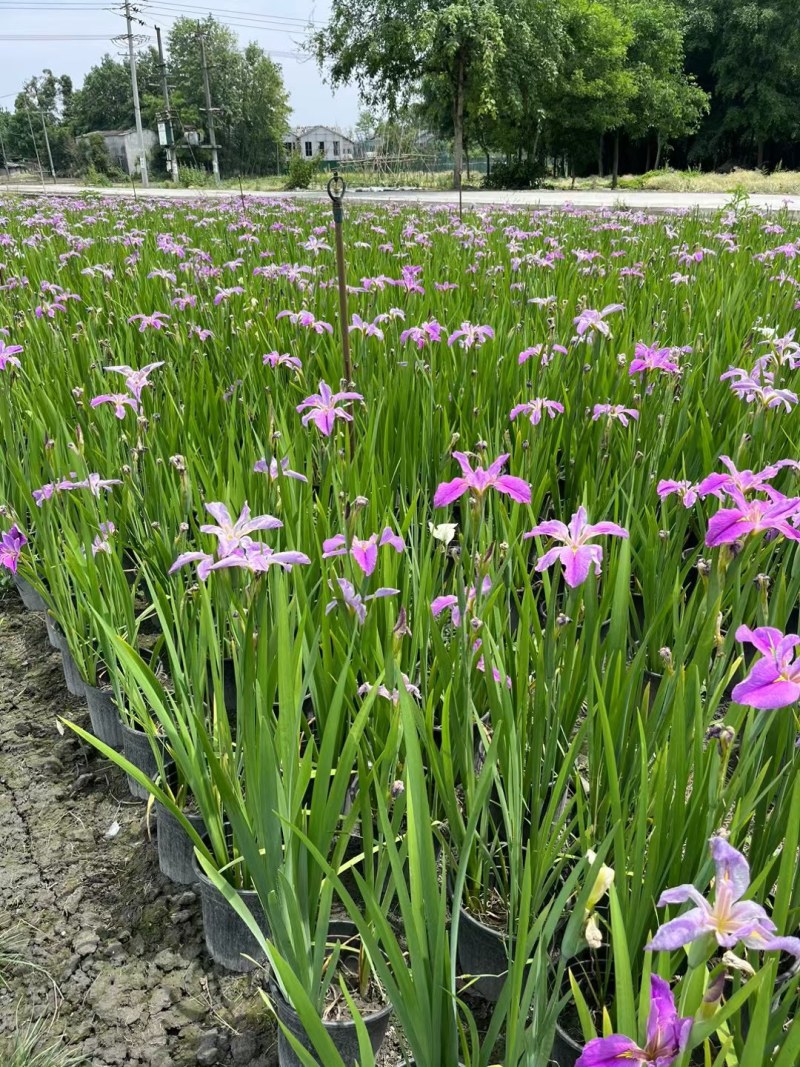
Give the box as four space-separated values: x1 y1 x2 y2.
0 0 361 129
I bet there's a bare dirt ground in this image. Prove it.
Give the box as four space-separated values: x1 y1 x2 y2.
0 590 275 1066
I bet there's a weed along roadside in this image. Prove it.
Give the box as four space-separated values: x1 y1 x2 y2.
1 192 800 1065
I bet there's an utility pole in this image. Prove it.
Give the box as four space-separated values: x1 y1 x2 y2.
0 124 11 181
24 105 47 193
198 31 220 184
155 26 180 183
36 97 56 182
123 0 149 187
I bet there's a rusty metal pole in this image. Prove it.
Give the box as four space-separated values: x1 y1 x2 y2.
327 171 354 455
328 172 352 384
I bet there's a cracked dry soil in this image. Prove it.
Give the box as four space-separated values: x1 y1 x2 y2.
0 591 276 1066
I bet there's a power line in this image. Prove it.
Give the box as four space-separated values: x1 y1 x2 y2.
115 1 317 26
0 33 145 40
0 1 319 25
146 11 308 34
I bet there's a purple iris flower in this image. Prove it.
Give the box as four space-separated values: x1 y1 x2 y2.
518 344 568 366
646 835 800 957
0 524 27 574
325 578 398 624
592 404 639 426
447 322 495 350
206 543 310 575
296 380 363 436
434 452 531 508
323 527 404 576
90 393 139 419
705 488 800 547
213 286 244 305
35 301 66 319
524 506 629 587
128 312 170 331
576 976 691 1067
722 364 798 411
189 325 213 342
657 480 699 507
276 309 334 335
358 674 421 704
696 455 799 501
573 304 624 343
629 343 682 376
32 483 56 506
104 361 164 400
399 320 443 348
509 398 564 426
73 473 122 496
263 351 302 373
731 625 800 710
0 340 23 370
473 637 512 688
253 457 307 483
348 314 384 340
169 550 217 580
431 576 492 627
199 502 282 557
302 234 331 255
91 521 116 556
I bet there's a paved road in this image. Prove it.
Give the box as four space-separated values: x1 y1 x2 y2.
2 181 798 214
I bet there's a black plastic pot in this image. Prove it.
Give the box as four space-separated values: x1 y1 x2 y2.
46 619 84 697
120 721 167 800
193 857 269 972
551 1025 581 1066
64 651 86 698
156 802 206 885
84 683 124 750
457 903 510 1003
270 922 392 1067
44 612 61 649
13 574 47 612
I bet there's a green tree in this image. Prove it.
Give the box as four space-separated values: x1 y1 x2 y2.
712 0 800 167
623 0 708 170
544 0 634 180
313 0 506 189
70 55 139 133
166 17 289 177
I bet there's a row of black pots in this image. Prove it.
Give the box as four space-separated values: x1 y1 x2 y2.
16 578 578 1064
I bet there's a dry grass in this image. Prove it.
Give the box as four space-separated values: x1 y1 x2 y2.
564 168 800 195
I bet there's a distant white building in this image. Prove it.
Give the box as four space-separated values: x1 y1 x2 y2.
79 128 158 176
283 125 355 164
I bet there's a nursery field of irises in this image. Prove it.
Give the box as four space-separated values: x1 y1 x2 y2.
1 191 800 1067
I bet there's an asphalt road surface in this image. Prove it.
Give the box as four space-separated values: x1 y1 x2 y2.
1 180 798 214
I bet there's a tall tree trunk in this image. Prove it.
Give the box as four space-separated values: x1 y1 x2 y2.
452 47 465 192
611 131 620 189
757 138 764 168
485 149 490 177
598 134 603 178
654 131 662 170
465 146 470 181
531 121 541 167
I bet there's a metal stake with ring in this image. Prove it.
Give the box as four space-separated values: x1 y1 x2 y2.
328 171 353 388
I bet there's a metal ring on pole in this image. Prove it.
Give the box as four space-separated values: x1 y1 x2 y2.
327 171 346 222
